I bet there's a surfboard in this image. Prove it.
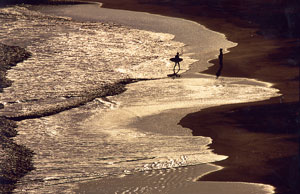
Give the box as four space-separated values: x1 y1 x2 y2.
170 57 183 63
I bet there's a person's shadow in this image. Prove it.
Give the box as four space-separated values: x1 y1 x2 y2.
216 48 223 79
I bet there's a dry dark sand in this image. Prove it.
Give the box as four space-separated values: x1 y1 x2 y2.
74 0 300 194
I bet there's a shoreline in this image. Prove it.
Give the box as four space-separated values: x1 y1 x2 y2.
180 101 300 194
1 1 298 193
71 0 299 194
30 2 282 194
79 0 299 101
1 3 237 193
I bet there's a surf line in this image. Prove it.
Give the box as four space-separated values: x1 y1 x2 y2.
31 3 279 194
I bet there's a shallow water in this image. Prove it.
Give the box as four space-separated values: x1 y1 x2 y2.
0 5 196 118
0 4 280 193
34 3 236 73
75 165 275 194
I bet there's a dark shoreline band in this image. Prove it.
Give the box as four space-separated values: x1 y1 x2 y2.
0 43 34 193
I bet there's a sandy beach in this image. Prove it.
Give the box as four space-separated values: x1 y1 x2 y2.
0 0 299 194
74 0 299 194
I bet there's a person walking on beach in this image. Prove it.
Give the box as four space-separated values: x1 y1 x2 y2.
216 48 223 79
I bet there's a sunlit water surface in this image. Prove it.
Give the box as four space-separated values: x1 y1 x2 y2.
0 5 279 193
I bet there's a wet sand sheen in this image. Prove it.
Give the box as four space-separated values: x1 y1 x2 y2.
0 5 194 193
35 3 281 194
0 2 279 193
74 78 279 193
0 1 292 194
75 165 275 194
82 1 299 194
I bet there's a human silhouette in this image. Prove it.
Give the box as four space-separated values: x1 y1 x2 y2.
216 48 223 79
170 52 182 74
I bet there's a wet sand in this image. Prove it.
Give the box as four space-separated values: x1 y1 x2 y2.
73 1 299 194
1 0 298 193
32 1 281 194
75 164 275 194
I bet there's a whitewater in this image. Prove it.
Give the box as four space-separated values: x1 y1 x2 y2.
0 3 279 193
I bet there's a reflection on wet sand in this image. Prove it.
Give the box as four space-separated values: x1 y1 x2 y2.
0 4 281 194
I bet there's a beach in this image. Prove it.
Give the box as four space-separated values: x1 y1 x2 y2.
72 0 299 193
0 0 299 194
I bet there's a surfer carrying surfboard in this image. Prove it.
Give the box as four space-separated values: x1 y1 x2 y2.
170 52 183 74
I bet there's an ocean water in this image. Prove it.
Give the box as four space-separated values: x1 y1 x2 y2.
0 4 280 193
